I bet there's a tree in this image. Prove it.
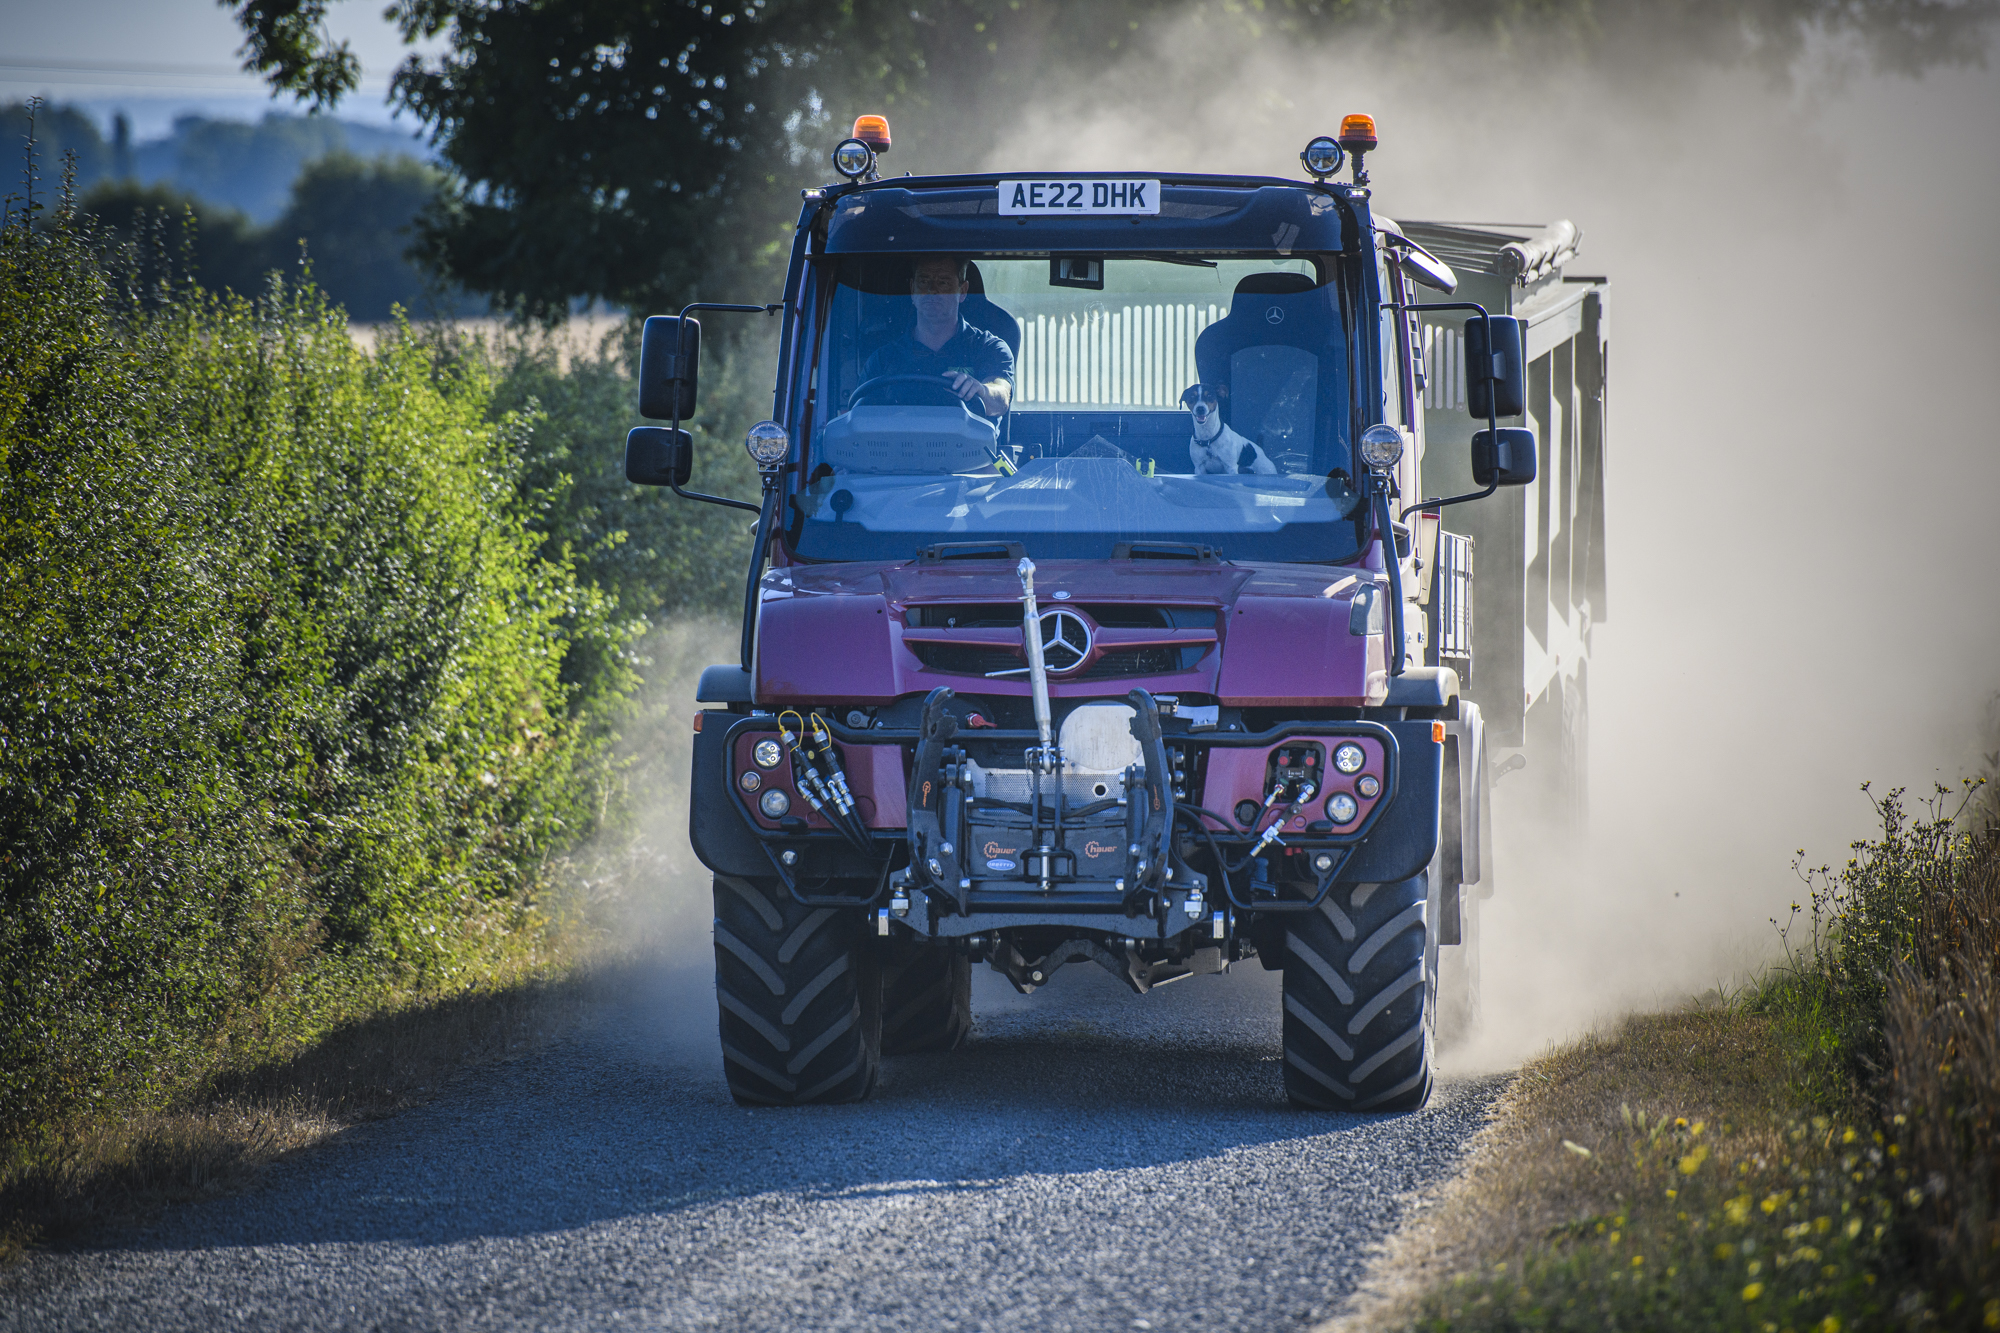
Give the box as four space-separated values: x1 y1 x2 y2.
1 102 113 196
82 156 477 322
224 0 1994 319
273 153 477 321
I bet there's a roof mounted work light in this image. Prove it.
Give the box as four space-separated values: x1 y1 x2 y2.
1300 135 1345 181
831 138 873 180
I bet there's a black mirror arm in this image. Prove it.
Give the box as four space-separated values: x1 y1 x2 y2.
663 300 783 514
1399 482 1496 523
1380 297 1505 522
671 482 762 513
740 472 780 672
1370 476 1407 679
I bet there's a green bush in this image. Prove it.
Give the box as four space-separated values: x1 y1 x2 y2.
0 184 632 1140
482 323 768 627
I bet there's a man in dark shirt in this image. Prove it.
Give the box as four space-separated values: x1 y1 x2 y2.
862 256 1014 417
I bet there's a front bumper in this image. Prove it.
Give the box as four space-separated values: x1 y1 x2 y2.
690 702 1444 915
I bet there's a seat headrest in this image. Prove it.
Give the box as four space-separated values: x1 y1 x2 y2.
1232 272 1317 299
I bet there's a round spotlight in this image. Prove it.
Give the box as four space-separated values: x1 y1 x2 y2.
1300 135 1345 180
1333 742 1366 774
759 788 792 819
1358 423 1405 472
1326 792 1360 825
752 738 783 769
1357 774 1381 799
739 770 761 792
831 138 873 180
745 419 789 469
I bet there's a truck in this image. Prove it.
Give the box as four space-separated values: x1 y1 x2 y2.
623 113 1609 1111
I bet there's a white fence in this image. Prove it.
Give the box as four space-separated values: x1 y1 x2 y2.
1419 321 1467 411
1011 300 1223 408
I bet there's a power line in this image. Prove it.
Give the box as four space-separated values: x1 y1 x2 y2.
0 56 392 87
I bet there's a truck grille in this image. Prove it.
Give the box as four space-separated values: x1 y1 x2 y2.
908 604 1216 630
907 642 1209 679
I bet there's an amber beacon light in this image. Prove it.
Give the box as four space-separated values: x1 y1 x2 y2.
1338 112 1378 185
851 115 892 153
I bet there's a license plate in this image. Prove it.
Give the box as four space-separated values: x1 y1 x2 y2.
997 179 1160 216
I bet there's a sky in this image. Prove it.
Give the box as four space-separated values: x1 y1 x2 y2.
0 0 436 135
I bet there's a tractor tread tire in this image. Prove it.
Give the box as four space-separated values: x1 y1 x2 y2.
878 938 972 1055
712 874 880 1105
1282 874 1435 1112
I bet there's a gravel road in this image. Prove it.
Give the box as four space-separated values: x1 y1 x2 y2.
4 953 1500 1332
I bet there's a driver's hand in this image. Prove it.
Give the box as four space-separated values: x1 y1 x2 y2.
945 372 1001 416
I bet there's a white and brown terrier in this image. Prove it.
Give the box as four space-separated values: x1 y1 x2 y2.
1181 384 1277 475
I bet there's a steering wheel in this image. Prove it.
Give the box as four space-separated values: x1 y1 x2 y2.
847 373 977 413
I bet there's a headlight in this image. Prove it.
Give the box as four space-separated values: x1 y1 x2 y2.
738 770 761 792
831 138 873 180
759 788 792 818
1333 742 1365 774
1326 792 1359 825
1357 774 1381 798
752 738 783 769
1300 135 1345 180
745 419 789 469
1359 423 1404 471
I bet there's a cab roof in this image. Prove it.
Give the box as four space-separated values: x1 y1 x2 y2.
809 173 1367 257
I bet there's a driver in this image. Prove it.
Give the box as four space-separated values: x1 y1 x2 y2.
861 256 1013 417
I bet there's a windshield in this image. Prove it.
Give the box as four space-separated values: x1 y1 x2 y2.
790 254 1365 563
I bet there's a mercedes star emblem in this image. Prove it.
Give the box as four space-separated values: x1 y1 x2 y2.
1265 305 1286 325
1037 608 1092 674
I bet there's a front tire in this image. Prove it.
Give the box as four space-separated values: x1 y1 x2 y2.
1282 873 1436 1112
878 938 972 1055
712 875 881 1105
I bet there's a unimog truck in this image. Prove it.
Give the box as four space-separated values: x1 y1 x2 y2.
625 114 1609 1110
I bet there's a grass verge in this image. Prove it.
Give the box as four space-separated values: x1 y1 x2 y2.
1331 781 2000 1333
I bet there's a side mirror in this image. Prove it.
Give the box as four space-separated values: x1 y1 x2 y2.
638 315 700 420
626 426 693 487
1464 315 1525 420
1471 427 1536 487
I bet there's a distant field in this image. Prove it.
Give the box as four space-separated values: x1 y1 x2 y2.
349 312 629 367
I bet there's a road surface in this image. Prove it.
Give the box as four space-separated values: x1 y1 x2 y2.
4 953 1499 1331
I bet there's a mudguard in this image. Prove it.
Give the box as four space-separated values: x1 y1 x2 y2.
690 714 770 877
1341 719 1443 884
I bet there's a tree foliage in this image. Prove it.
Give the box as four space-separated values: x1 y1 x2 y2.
0 173 631 1138
223 0 1994 318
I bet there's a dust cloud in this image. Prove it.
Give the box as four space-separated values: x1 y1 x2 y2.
972 21 2000 1064
610 24 2000 1074
565 617 737 1069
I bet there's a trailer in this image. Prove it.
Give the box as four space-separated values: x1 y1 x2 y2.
623 116 1608 1109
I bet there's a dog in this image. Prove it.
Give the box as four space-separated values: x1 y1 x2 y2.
1180 384 1277 475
